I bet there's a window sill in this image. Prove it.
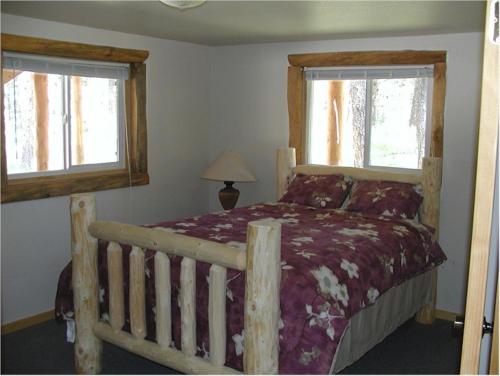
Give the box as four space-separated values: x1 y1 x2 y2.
1 169 149 203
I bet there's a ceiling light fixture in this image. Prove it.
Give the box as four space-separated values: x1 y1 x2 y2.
160 0 206 10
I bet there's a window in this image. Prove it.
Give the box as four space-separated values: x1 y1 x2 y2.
305 66 433 170
286 51 447 167
1 34 150 203
4 52 127 177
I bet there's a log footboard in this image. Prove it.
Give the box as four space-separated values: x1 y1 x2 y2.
70 194 281 374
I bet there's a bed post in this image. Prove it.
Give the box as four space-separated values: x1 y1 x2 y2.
70 194 102 374
416 157 443 324
244 220 281 374
277 147 296 200
420 157 442 236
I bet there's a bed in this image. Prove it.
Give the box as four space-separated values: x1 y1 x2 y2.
56 147 446 374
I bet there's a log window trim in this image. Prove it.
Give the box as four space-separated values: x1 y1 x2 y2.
287 50 447 165
1 34 149 203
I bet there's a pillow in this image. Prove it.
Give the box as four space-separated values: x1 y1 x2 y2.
345 180 423 219
279 174 352 209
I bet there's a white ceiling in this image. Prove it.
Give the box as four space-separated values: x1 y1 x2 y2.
1 1 486 46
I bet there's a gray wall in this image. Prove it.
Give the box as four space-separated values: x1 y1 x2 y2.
207 33 483 314
1 13 483 322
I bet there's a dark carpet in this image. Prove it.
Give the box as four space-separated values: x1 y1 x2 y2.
1 318 461 374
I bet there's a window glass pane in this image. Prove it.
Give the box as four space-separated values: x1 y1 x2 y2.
369 78 427 169
47 75 65 171
70 76 119 166
307 77 429 170
3 70 64 174
308 80 366 167
308 80 329 165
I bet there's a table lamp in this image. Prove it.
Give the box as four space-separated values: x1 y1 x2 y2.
202 150 256 210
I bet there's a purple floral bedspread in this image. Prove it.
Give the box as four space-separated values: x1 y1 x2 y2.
55 202 446 374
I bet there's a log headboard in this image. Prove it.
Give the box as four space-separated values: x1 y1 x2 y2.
276 147 443 234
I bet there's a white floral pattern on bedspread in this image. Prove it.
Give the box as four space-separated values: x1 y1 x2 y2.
55 202 446 374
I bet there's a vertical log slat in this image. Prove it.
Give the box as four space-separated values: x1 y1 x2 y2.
244 220 281 374
107 241 125 331
129 246 146 339
70 194 102 374
209 264 227 367
180 257 196 356
276 148 296 200
155 252 172 348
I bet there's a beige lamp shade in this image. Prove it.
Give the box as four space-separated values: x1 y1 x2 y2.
202 150 256 182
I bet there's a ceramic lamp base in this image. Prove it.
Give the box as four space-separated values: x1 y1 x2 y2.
219 181 239 210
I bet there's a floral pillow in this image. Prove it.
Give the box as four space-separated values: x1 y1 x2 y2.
279 174 352 209
345 180 423 219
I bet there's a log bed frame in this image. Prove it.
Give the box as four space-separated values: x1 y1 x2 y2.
70 147 442 374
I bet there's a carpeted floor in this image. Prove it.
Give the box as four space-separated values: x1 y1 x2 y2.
1 318 461 374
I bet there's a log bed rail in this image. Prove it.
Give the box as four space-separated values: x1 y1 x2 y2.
70 147 442 374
